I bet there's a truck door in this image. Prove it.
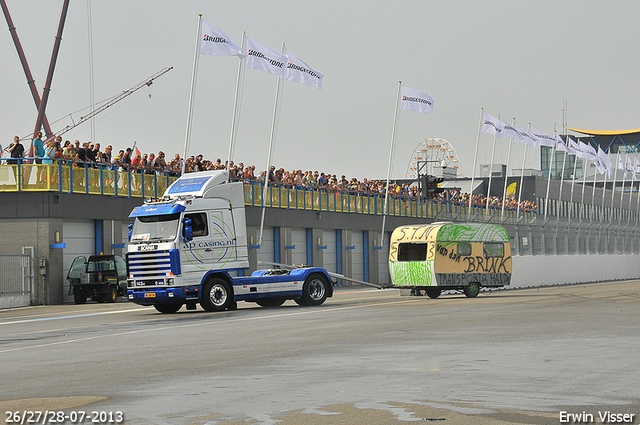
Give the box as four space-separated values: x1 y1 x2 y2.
181 212 214 275
208 208 237 267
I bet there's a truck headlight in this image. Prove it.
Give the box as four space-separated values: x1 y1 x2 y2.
167 278 175 286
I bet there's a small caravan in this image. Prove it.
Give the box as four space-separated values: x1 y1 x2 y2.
389 222 512 298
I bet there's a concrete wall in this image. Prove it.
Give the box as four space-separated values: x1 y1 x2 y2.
511 254 640 289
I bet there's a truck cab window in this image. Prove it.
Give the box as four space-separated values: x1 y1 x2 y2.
184 213 208 237
398 242 427 261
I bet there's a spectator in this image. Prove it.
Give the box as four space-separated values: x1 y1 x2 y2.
8 136 24 164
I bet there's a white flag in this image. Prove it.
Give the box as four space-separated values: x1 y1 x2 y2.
284 51 323 89
199 20 244 57
626 156 636 180
400 86 434 114
555 136 569 153
481 112 504 137
514 124 538 146
530 127 556 148
245 37 288 77
500 119 520 140
635 157 640 175
579 141 597 161
594 147 608 174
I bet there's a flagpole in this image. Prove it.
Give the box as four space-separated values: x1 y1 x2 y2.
627 155 635 224
484 114 499 212
601 153 610 222
516 124 530 217
610 153 620 215
543 140 556 220
258 42 286 248
556 143 567 220
590 155 598 221
635 154 640 224
500 119 515 217
568 139 578 221
380 81 402 247
226 32 246 183
182 14 203 175
468 108 483 215
619 152 628 213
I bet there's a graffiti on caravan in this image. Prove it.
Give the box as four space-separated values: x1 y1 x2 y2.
463 256 510 274
437 272 511 287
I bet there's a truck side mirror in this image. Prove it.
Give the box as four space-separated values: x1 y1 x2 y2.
128 222 133 242
183 217 193 242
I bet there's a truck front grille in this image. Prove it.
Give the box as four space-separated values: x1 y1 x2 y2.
128 249 180 280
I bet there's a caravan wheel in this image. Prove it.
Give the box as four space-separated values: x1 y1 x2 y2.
464 282 480 298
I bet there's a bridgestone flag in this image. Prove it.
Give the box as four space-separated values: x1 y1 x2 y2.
530 127 557 148
481 112 504 136
400 86 434 114
245 37 287 77
199 20 244 57
284 51 323 89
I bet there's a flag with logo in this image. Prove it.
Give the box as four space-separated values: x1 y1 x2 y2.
199 20 244 57
514 124 538 146
530 127 557 148
618 154 627 178
626 156 636 180
284 51 323 89
500 120 520 140
245 37 287 77
481 112 504 137
400 86 434 114
579 141 597 161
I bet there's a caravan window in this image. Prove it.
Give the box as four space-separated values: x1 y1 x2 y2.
483 243 504 258
397 242 427 261
457 242 472 257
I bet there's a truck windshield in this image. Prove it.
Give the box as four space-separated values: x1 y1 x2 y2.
131 213 181 242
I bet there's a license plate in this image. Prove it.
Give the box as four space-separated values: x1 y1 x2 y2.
144 293 156 298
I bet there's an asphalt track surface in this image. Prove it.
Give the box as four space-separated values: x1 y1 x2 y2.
1 281 639 425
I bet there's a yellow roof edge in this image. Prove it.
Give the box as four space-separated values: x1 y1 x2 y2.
566 127 640 136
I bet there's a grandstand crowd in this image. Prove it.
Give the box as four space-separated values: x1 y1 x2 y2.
3 134 537 212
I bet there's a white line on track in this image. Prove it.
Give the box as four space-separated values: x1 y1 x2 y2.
0 297 419 354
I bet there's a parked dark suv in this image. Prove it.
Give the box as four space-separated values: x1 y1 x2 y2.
67 255 128 304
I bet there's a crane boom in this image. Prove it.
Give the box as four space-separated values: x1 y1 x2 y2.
53 66 173 139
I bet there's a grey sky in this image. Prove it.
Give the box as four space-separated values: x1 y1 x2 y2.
2 0 639 180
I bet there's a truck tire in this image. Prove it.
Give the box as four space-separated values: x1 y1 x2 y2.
201 278 232 312
256 298 286 308
426 287 441 299
74 291 86 304
464 282 480 298
106 286 118 303
295 273 329 307
154 303 183 314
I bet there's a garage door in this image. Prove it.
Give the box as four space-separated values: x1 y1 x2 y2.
322 230 337 273
290 228 307 266
62 220 95 303
351 230 364 281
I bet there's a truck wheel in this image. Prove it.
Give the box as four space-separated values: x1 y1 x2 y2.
426 287 441 299
295 273 329 307
74 292 87 304
106 286 118 303
154 303 183 314
201 278 232 312
464 282 480 298
256 298 286 308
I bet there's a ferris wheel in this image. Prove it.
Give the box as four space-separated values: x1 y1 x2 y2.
405 138 463 179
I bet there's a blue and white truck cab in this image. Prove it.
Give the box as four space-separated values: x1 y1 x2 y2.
126 170 333 313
